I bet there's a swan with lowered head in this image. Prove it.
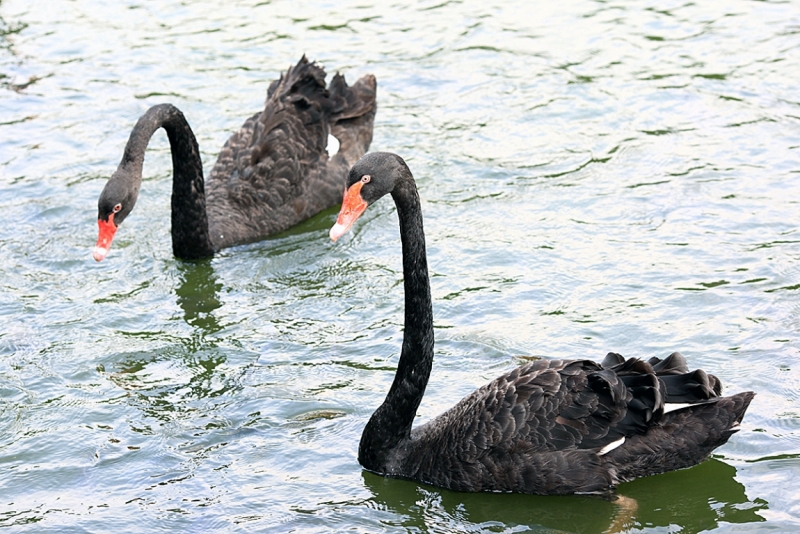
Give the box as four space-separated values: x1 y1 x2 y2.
94 56 376 261
329 151 754 495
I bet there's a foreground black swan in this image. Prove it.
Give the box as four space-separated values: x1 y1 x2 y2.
329 152 755 494
94 56 376 261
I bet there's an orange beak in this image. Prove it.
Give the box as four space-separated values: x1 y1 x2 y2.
330 181 368 241
93 214 118 261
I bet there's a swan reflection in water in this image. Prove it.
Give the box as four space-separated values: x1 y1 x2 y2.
175 260 223 334
104 260 238 411
360 459 766 533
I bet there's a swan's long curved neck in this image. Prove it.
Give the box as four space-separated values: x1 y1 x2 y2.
118 104 214 259
359 177 434 471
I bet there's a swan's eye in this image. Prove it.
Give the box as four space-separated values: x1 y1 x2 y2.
361 175 371 184
113 203 122 213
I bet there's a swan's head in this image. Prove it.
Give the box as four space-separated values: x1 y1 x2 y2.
93 170 139 261
330 152 410 241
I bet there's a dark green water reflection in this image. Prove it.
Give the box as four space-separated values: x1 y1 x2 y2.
360 459 766 533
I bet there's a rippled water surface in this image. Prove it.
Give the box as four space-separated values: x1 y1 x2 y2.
2 0 799 532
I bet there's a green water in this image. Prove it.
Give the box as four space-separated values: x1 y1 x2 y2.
1 0 799 532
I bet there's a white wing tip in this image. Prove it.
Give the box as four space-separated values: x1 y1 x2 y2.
663 403 692 414
598 437 626 456
327 134 340 155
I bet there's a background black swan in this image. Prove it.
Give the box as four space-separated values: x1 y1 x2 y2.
93 56 376 261
329 151 755 495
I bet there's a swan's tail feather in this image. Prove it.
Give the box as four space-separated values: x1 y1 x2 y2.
265 56 334 126
657 369 720 403
603 351 723 404
608 391 755 482
327 72 377 167
648 351 690 374
267 55 326 99
262 56 376 165
328 72 377 123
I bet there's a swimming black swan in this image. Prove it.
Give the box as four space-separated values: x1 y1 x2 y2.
93 56 376 261
329 152 755 495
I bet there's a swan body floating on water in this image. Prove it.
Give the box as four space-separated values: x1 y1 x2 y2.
94 56 376 261
330 151 754 495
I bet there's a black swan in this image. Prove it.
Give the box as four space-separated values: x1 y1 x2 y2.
93 56 376 261
329 152 755 495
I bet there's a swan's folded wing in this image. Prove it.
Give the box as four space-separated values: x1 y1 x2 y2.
410 359 631 493
427 356 678 464
420 360 628 463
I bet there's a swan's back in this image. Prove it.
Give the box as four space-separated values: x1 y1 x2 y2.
206 56 377 248
386 353 753 494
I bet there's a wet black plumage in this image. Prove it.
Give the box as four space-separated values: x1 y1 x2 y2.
332 152 754 495
95 56 376 260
